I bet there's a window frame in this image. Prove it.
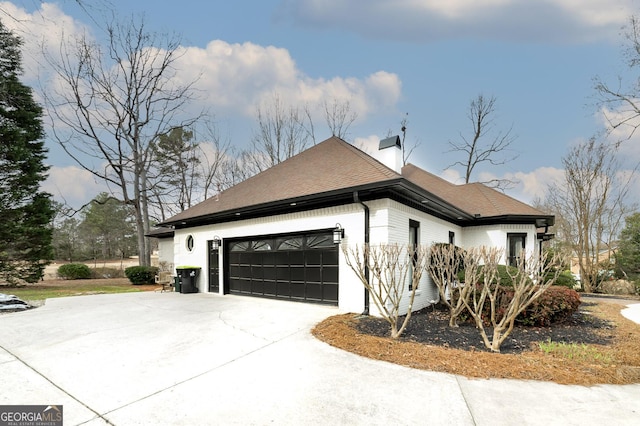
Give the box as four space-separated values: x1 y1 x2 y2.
507 233 527 267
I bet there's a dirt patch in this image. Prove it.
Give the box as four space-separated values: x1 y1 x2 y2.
312 300 640 386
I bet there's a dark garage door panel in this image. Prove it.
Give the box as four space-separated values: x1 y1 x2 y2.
227 234 339 305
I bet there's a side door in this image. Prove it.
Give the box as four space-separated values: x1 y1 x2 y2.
208 240 220 293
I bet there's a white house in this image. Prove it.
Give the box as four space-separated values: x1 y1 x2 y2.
151 136 554 315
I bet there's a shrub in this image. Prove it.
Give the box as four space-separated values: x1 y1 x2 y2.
550 270 578 289
459 264 532 287
90 267 125 279
515 286 581 326
57 263 92 280
124 266 159 285
468 285 581 327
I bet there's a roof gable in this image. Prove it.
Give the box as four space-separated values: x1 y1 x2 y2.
165 137 400 224
163 137 552 227
401 163 546 218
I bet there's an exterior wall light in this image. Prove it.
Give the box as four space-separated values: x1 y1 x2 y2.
333 224 344 244
212 236 221 250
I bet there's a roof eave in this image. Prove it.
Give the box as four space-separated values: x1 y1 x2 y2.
159 179 553 230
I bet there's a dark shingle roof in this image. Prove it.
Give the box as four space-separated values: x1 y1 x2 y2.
162 136 551 227
401 164 546 218
164 136 400 224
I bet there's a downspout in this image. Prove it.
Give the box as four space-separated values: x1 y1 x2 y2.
353 191 370 315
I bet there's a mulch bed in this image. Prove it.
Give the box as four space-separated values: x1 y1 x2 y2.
312 299 640 385
356 300 614 354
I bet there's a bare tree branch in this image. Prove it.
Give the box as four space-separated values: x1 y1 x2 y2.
42 13 203 265
445 94 518 188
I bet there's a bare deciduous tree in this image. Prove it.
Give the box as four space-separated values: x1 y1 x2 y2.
245 93 314 175
343 244 428 339
446 94 518 189
432 246 564 352
149 123 230 222
427 243 468 327
465 247 561 352
594 15 640 142
545 138 635 292
323 98 357 140
43 15 202 266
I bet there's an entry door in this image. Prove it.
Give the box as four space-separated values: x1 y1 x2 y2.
208 240 220 293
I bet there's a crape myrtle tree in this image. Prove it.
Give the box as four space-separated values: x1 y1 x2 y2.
44 14 202 266
429 245 564 352
0 21 53 283
343 243 429 339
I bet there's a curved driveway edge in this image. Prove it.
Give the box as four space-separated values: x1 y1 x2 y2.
0 292 639 425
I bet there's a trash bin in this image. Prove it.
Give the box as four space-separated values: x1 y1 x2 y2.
174 276 181 293
176 267 201 294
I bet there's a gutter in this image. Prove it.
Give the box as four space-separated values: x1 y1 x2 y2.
354 191 370 315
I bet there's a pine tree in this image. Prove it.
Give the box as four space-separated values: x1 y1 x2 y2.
0 21 53 284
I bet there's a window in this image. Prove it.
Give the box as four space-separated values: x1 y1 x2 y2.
277 237 303 250
507 233 526 267
449 231 455 245
186 235 194 252
409 220 420 290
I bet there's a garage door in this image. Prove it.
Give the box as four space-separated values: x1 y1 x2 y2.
226 232 339 305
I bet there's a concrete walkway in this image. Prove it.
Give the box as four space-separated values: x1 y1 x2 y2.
0 292 639 425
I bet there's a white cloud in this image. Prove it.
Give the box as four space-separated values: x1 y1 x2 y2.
278 0 634 43
354 135 380 156
507 167 565 203
440 168 464 185
175 41 402 119
43 166 109 208
597 106 640 167
1 2 89 82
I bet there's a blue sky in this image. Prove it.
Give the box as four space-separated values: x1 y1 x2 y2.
2 0 639 208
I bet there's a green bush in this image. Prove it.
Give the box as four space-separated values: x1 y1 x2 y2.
516 286 581 326
459 264 532 287
464 284 581 327
57 263 92 280
124 266 159 285
550 270 578 289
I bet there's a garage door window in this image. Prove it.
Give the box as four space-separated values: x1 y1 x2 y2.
277 237 303 250
307 234 334 249
227 232 339 305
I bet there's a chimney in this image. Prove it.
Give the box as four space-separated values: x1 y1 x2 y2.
377 135 402 173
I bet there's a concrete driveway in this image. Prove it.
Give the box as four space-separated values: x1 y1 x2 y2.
1 292 639 426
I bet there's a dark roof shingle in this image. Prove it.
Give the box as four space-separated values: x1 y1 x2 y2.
163 136 550 226
165 136 400 223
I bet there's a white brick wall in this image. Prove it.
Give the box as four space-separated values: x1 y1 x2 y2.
169 198 541 317
462 224 538 263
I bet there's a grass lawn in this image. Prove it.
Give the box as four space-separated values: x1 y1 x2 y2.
1 278 161 302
